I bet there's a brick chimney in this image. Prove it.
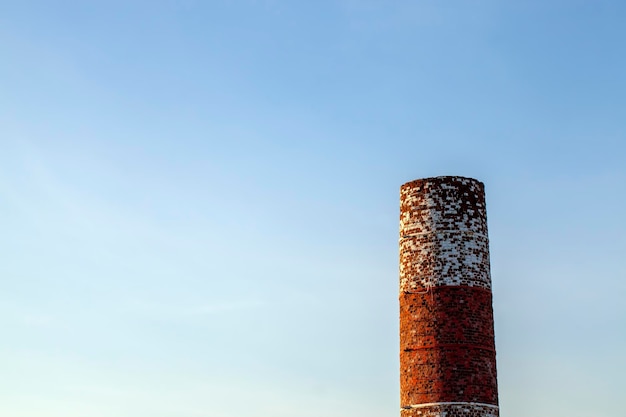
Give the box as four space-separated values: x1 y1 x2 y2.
399 176 499 417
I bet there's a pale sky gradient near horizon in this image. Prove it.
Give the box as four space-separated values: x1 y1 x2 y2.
1 1 625 416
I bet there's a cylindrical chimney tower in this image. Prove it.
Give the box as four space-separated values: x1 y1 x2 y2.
399 176 498 417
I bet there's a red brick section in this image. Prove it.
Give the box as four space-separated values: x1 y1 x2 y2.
399 176 498 417
400 287 497 404
400 287 495 350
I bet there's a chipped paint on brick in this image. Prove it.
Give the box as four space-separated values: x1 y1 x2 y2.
401 402 499 417
400 176 491 292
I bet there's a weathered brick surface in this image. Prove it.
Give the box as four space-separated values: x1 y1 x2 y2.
399 177 491 292
400 345 498 404
399 176 498 416
399 177 488 236
401 403 499 417
399 287 495 350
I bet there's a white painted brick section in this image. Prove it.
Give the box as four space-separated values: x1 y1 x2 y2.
399 176 492 291
400 402 499 417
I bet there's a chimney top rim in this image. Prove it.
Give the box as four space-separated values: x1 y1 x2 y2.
401 176 484 189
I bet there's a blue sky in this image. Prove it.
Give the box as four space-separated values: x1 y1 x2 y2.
1 1 625 416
